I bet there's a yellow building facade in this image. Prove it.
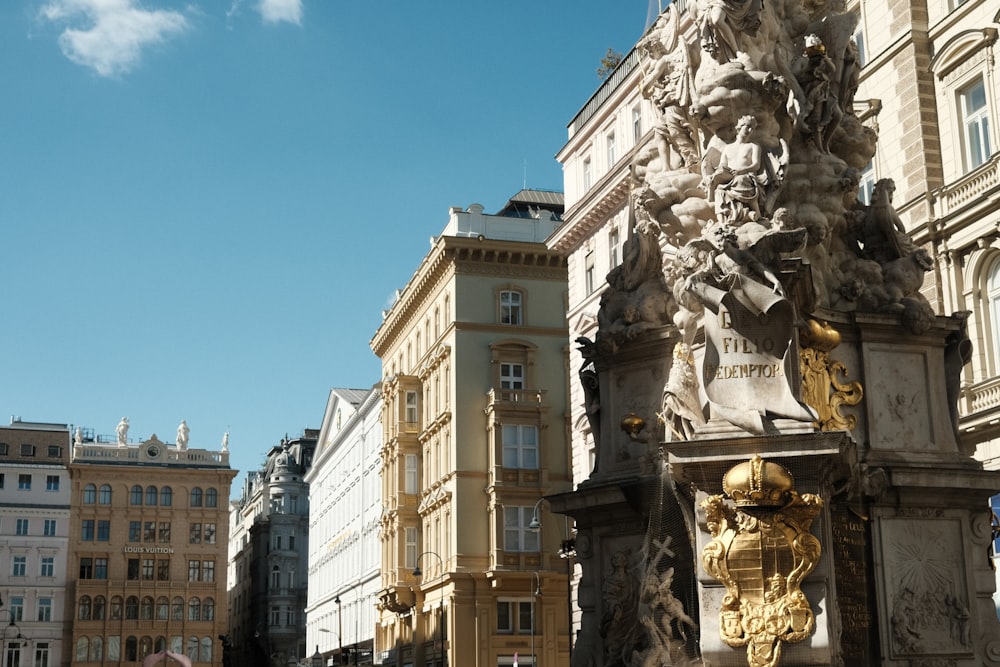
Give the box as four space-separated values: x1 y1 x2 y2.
67 433 236 667
371 193 574 667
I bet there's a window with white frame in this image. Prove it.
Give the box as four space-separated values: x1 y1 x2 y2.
40 557 54 577
632 106 642 142
9 597 23 621
583 157 592 191
405 391 419 424
960 78 992 171
988 260 1000 371
607 132 616 167
404 527 419 569
496 600 534 634
503 506 540 552
585 251 596 294
16 519 28 536
502 425 539 469
500 363 524 393
405 455 419 494
500 291 523 325
37 598 52 622
609 227 620 268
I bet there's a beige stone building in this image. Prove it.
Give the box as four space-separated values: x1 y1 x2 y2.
67 427 236 667
370 191 573 667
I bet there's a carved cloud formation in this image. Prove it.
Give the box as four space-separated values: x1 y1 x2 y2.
41 0 189 77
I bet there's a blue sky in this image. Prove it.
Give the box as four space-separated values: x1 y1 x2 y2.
0 0 651 493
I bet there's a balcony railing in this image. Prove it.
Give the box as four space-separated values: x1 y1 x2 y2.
931 153 1000 219
487 388 546 406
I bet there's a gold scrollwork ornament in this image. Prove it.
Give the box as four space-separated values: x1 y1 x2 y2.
701 456 823 667
798 319 863 431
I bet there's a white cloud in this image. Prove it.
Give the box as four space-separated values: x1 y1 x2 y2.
41 0 189 77
259 0 302 25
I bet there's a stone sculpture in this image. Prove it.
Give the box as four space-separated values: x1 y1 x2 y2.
177 420 189 450
116 416 129 447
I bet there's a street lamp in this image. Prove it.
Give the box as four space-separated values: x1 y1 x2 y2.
528 498 545 530
412 552 446 667
319 629 341 666
530 573 541 667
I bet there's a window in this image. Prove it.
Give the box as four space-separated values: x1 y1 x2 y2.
98 520 111 541
7 643 21 667
852 26 866 68
172 597 184 621
83 484 97 504
203 598 215 621
82 520 95 541
9 597 23 621
90 638 103 663
203 561 215 583
190 488 203 507
960 78 992 171
188 561 201 582
142 559 154 580
497 600 534 634
607 132 616 166
159 522 171 542
405 527 418 569
131 485 143 505
504 506 540 552
206 488 218 508
125 637 137 662
500 363 524 391
146 486 158 506
858 160 875 205
95 558 108 579
76 638 89 662
609 228 620 268
20 444 35 457
16 519 28 535
94 596 106 620
37 598 52 622
141 597 154 620
160 486 172 506
18 474 31 490
12 556 26 577
157 597 169 621
46 475 59 491
405 455 419 494
500 290 523 325
129 521 141 542
0 473 4 488
502 425 539 469
125 597 139 620
158 559 170 581
989 262 1000 371
144 522 156 542
204 523 216 544
48 445 61 457
190 523 202 544
188 598 201 621
632 106 642 142
405 391 419 424
35 643 49 667
99 484 112 504
40 557 54 577
111 596 123 620
583 157 592 191
80 558 93 579
585 251 596 294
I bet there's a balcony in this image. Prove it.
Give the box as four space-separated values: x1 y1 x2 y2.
487 388 546 407
931 153 1000 220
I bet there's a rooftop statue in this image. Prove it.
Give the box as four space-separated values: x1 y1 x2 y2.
116 416 129 447
177 420 189 450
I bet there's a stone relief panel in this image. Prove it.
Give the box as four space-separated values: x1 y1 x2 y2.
865 346 933 451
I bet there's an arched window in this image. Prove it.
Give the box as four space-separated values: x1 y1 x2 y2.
99 484 112 504
202 598 215 621
155 637 167 653
171 597 185 621
146 486 158 506
130 485 143 505
110 596 123 620
156 597 169 620
83 484 97 504
125 596 139 620
76 637 89 662
93 596 106 620
188 597 201 621
200 636 213 662
78 596 92 620
186 637 199 661
987 260 1000 371
125 637 138 662
206 488 218 508
160 486 173 506
90 637 104 662
270 565 281 590
190 488 203 507
139 637 153 659
140 596 154 620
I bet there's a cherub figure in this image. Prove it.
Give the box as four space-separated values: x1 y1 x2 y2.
704 116 787 225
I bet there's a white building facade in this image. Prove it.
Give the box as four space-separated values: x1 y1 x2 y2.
305 387 382 666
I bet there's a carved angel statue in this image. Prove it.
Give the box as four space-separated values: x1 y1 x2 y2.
703 115 788 225
177 420 190 450
694 0 764 63
659 342 706 440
